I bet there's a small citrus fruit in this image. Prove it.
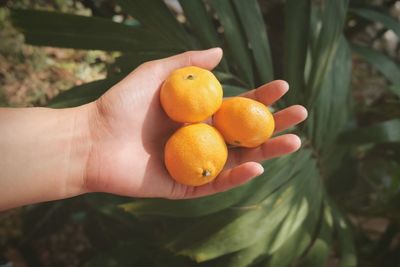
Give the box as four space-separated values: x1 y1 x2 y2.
213 97 275 148
160 66 223 123
164 123 228 186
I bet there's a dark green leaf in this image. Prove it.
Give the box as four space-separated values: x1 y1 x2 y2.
222 85 247 97
332 204 357 267
48 77 121 108
232 0 274 84
351 8 400 38
307 37 352 152
178 0 220 48
178 0 230 71
209 0 254 87
284 0 310 105
307 0 349 108
340 119 400 144
352 44 400 96
214 71 247 87
121 151 296 218
117 0 190 49
111 52 175 75
11 9 177 52
389 85 400 96
119 187 247 218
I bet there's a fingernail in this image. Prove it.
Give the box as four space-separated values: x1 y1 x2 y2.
282 80 289 92
257 164 264 175
207 47 222 54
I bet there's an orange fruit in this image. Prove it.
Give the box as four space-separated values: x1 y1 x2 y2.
213 97 275 148
164 123 228 186
160 66 223 123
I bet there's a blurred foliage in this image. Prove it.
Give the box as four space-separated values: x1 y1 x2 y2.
0 0 113 107
1 0 400 266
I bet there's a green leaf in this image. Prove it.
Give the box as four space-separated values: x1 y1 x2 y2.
239 150 311 206
332 204 357 267
111 52 175 75
209 0 254 87
307 37 352 152
284 0 310 105
178 0 220 48
267 206 322 267
48 77 121 108
389 85 400 96
11 9 177 52
178 0 230 71
176 181 299 262
351 44 400 96
351 8 400 38
306 0 349 108
117 0 190 50
232 0 274 84
119 187 248 218
212 152 323 267
298 202 334 267
171 150 320 262
222 85 247 97
340 119 400 144
214 71 247 87
267 228 312 267
121 152 296 218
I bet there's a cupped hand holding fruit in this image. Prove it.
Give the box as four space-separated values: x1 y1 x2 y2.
85 48 307 199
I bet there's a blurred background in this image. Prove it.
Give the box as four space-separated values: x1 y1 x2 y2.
0 0 399 266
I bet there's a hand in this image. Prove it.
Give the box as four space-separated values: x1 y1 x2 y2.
84 48 307 199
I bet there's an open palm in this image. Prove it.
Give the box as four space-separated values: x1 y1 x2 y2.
84 48 307 199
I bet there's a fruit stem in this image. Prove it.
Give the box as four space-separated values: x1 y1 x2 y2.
186 74 195 80
202 169 211 177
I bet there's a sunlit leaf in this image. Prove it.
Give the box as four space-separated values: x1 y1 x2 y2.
298 202 334 267
169 150 320 262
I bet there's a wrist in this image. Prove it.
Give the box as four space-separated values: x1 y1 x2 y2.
0 104 95 210
63 102 96 197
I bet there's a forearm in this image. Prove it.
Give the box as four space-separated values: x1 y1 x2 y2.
0 105 93 211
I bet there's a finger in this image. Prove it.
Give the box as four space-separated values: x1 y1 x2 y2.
227 134 301 168
240 80 289 106
273 105 308 133
151 48 223 80
179 162 264 199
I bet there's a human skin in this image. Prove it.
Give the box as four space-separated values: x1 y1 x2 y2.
0 48 308 211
